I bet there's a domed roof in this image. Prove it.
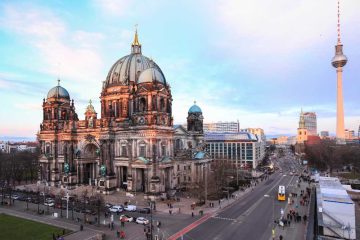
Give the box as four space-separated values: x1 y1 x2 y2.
104 30 166 88
85 100 96 114
138 67 166 84
47 80 70 100
188 102 202 114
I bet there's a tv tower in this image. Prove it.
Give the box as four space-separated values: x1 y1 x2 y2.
331 0 347 144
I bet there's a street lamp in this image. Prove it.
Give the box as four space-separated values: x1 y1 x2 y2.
202 164 208 204
66 190 69 219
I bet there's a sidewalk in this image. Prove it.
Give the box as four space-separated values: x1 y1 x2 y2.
272 178 312 240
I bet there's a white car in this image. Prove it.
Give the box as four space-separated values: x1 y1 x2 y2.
11 195 19 200
109 205 123 213
44 201 55 207
124 205 137 212
136 217 149 225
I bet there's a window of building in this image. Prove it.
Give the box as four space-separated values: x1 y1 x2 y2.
121 145 127 157
162 145 166 156
183 166 186 170
46 144 51 154
188 176 191 181
188 166 191 170
183 176 186 181
139 145 146 157
177 165 180 171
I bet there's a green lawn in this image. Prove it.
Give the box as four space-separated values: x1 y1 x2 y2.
0 214 71 240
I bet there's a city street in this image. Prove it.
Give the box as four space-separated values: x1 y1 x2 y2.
173 152 307 240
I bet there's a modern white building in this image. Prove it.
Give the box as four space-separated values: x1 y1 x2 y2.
203 121 240 133
204 132 265 169
316 177 356 240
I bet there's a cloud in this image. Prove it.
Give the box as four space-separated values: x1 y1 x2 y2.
0 72 48 96
92 0 133 17
0 4 105 85
207 0 360 74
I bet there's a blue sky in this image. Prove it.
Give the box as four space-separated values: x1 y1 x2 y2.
0 0 360 138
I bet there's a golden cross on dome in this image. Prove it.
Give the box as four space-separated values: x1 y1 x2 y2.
133 24 140 46
194 100 197 105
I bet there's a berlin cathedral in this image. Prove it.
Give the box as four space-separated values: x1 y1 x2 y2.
37 30 211 196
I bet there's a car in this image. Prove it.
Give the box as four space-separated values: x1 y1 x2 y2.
11 195 19 200
44 202 55 207
138 207 151 214
105 203 113 208
124 205 137 212
136 217 149 225
119 214 134 222
109 205 123 213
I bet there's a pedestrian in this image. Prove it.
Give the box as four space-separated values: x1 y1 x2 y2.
192 212 194 217
120 230 125 239
158 221 161 228
111 222 114 230
279 235 283 240
116 230 120 238
80 224 83 231
169 209 172 215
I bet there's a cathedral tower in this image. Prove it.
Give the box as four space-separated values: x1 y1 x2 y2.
297 109 308 144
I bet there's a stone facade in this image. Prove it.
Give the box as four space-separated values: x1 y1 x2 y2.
37 31 211 195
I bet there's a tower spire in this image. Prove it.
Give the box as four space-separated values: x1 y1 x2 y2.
132 24 140 46
131 24 142 54
337 0 341 44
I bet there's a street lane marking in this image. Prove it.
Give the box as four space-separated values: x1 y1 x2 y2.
212 216 236 221
234 174 286 222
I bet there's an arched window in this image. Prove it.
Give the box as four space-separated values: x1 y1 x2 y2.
139 144 146 157
160 98 165 112
161 143 166 156
45 143 51 154
139 98 146 112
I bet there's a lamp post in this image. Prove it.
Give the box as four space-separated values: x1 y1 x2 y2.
66 190 69 219
202 164 208 204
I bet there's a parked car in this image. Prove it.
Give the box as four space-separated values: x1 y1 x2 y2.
119 214 134 222
109 205 123 213
136 217 149 225
138 207 151 214
105 203 113 208
11 195 19 200
124 205 137 212
44 201 55 207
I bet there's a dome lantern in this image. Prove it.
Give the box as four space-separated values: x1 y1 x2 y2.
131 27 142 54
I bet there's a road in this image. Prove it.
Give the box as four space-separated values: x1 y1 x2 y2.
177 151 302 240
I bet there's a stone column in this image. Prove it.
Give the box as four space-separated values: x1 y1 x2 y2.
80 164 83 184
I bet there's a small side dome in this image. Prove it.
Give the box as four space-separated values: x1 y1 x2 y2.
188 102 202 114
47 85 70 100
138 67 166 84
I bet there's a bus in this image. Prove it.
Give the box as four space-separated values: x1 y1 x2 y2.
278 185 286 201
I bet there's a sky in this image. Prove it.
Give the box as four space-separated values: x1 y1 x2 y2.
0 0 360 139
